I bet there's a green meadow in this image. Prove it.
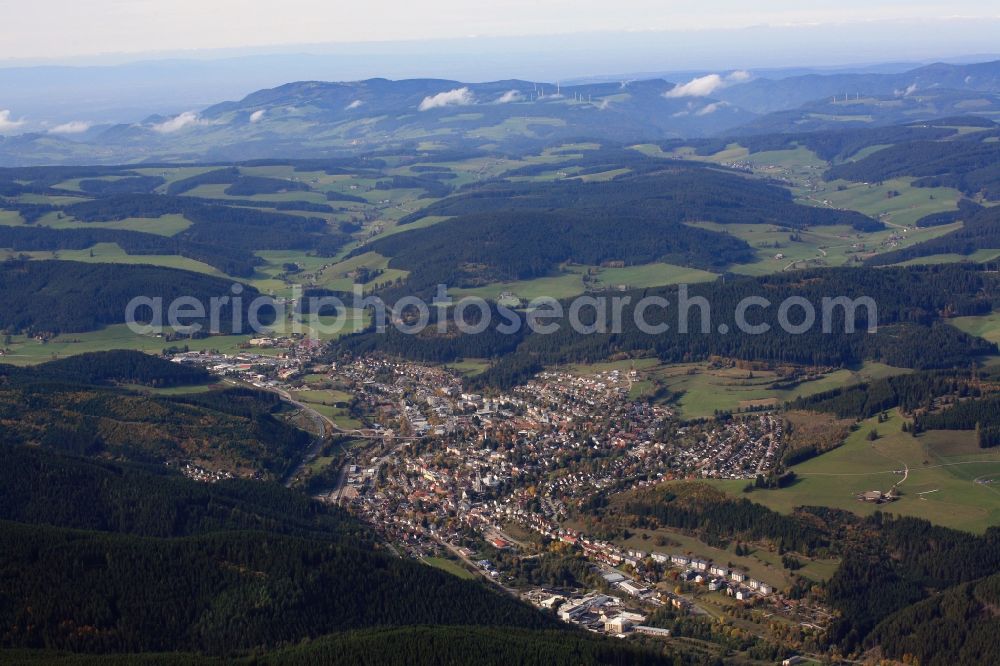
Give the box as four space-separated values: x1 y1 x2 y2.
896 248 1000 266
686 219 963 276
647 361 908 419
817 178 961 228
710 409 1000 533
7 242 226 276
950 312 1000 345
452 262 717 303
421 556 476 580
0 324 266 366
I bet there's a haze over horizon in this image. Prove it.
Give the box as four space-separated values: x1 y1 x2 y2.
2 0 1000 64
4 2 1000 142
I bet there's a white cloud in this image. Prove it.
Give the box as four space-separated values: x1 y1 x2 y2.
151 111 206 133
0 109 26 133
666 74 725 98
496 90 522 104
345 100 364 110
49 120 92 134
418 87 475 111
249 109 266 123
696 101 729 115
665 70 751 98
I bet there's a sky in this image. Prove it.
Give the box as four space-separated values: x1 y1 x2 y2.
2 0 1000 61
3 0 1000 131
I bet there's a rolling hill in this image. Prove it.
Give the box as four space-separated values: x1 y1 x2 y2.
5 60 1000 165
0 444 670 663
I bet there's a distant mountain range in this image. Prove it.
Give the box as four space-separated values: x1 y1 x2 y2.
2 60 1000 165
714 59 1000 114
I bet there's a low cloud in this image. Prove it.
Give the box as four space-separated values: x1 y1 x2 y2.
419 87 475 111
49 121 93 134
249 109 266 123
665 71 751 98
0 109 26 133
345 100 364 110
496 90 523 104
152 111 207 133
696 101 730 116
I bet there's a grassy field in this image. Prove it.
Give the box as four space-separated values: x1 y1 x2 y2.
306 455 337 474
132 166 222 188
896 248 1000 266
630 361 908 419
452 262 718 303
295 310 370 341
950 312 1000 344
817 178 961 228
452 272 586 302
47 214 192 236
308 251 409 293
594 263 717 289
710 409 1000 533
181 183 331 205
470 116 566 141
15 193 89 205
421 556 476 580
686 219 962 276
441 358 493 376
8 243 227 276
0 324 262 366
374 215 452 240
290 389 363 429
632 141 969 274
746 146 827 169
290 389 353 405
247 250 336 297
122 382 221 396
573 168 631 182
0 211 191 237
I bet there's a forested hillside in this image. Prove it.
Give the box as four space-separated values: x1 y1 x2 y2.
868 572 1000 666
369 166 879 295
2 627 678 666
0 446 666 664
0 164 354 276
826 137 1000 200
788 368 979 419
0 377 307 477
688 121 970 161
826 515 1000 654
0 260 263 334
336 265 999 387
16 350 212 387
